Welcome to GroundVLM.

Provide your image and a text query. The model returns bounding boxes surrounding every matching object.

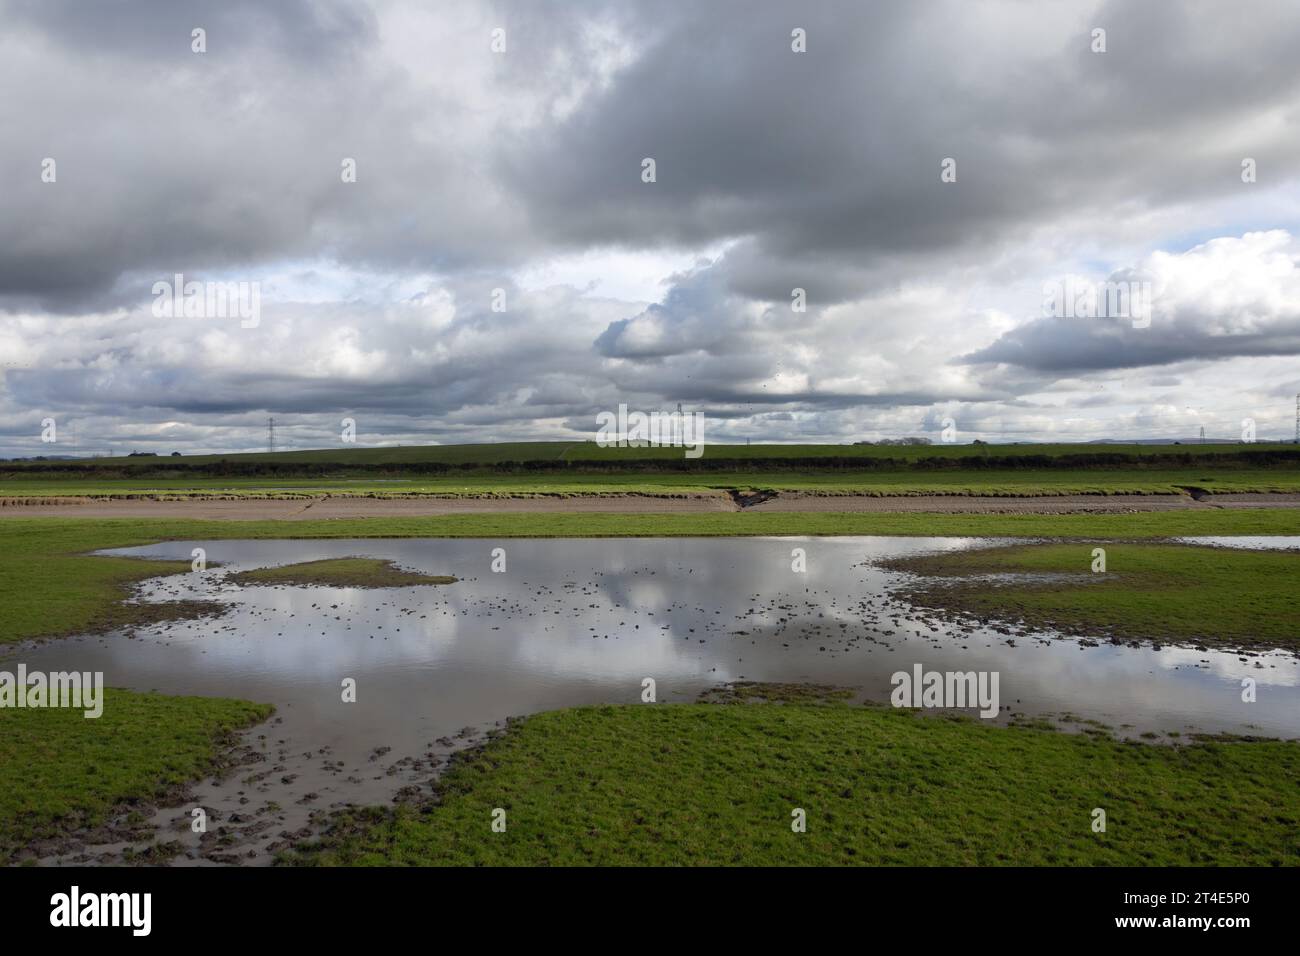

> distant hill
[1086,438,1248,445]
[3,439,1298,478]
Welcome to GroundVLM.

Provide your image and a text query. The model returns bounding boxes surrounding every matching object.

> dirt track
[0,493,735,519]
[4,491,1300,520]
[749,492,1300,513]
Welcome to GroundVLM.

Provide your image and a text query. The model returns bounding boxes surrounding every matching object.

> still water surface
[16,537,1296,753]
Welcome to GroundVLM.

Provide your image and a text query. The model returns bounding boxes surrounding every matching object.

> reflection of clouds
[1176,536,1300,551]
[1154,646,1298,687]
[507,624,726,683]
[620,581,676,613]
[76,536,1300,738]
[893,628,1300,737]
[127,592,463,684]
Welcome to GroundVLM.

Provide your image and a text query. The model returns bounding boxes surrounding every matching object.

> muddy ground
[30,710,494,867]
[3,490,1300,519]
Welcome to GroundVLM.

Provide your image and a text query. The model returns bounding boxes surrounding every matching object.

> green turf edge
[0,689,273,865]
[281,703,1300,867]
[879,542,1300,649]
[227,557,457,588]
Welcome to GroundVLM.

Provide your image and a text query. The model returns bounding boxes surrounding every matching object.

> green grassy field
[287,702,1300,866]
[883,542,1300,649]
[0,474,726,498]
[560,440,1300,463]
[3,511,1300,645]
[8,440,1295,469]
[0,544,203,645]
[0,690,272,865]
[7,441,577,469]
[7,436,1297,506]
[4,467,1300,498]
[227,557,456,588]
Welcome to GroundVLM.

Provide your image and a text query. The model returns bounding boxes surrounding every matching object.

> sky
[2,0,1299,457]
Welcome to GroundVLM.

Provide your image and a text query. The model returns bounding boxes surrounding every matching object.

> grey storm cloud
[964,315,1300,373]
[594,266,738,358]
[2,0,1300,453]
[5,0,1300,311]
[966,319,1300,372]
[509,0,1300,301]
[965,232,1300,372]
[5,0,373,61]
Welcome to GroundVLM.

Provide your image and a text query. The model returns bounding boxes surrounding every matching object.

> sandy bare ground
[0,493,736,519]
[4,490,1300,519]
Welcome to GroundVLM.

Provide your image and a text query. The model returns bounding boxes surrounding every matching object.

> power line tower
[1295,394,1299,444]
[1199,425,1205,441]
[267,417,276,454]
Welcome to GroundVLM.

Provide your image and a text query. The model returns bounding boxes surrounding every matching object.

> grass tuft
[285,703,1300,866]
[227,557,456,588]
[0,690,272,864]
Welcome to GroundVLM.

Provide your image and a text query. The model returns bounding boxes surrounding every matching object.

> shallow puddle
[1176,535,1300,550]
[12,536,1298,864]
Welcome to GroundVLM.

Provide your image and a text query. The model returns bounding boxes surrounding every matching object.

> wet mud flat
[29,708,493,867]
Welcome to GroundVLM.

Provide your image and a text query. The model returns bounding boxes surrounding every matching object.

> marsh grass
[0,690,271,864]
[286,702,1300,866]
[883,542,1300,648]
[226,557,456,588]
